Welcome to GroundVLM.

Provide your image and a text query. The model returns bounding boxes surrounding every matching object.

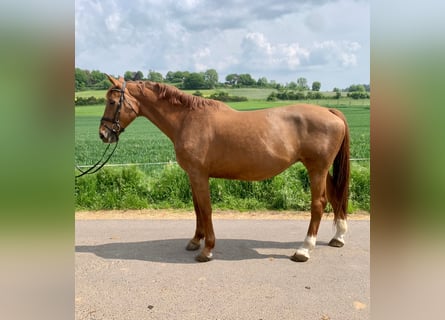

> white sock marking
[295,235,317,259]
[333,219,348,244]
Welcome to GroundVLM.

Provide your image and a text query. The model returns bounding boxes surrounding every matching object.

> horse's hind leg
[326,174,348,248]
[291,168,328,262]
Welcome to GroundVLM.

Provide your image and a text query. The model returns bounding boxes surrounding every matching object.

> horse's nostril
[99,132,105,140]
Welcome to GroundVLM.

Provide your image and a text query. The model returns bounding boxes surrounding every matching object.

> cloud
[166,0,332,31]
[75,0,369,89]
[304,12,326,33]
[238,32,361,74]
[310,40,361,67]
[240,32,309,71]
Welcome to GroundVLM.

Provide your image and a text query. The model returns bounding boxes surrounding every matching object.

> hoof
[195,252,213,262]
[328,238,344,248]
[186,240,201,251]
[290,252,309,262]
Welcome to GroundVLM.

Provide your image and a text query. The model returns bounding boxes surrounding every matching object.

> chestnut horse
[100,75,350,262]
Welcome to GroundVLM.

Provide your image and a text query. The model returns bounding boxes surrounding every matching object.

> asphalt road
[75,217,369,320]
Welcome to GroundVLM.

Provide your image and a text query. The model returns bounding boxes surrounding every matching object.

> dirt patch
[75,209,370,221]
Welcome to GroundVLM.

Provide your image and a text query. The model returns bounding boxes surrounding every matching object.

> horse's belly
[209,157,294,181]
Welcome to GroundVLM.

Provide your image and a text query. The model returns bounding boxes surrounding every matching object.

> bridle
[100,81,137,135]
[75,81,137,178]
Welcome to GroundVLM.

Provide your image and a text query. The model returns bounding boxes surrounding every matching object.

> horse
[100,75,350,262]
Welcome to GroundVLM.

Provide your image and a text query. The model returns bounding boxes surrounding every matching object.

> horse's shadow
[76,238,330,264]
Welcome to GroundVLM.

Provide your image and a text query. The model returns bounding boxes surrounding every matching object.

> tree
[257,77,268,87]
[124,71,135,81]
[312,81,321,92]
[147,70,163,82]
[75,68,110,90]
[75,68,89,91]
[90,70,107,85]
[225,73,239,86]
[133,71,144,81]
[238,73,256,86]
[165,71,186,83]
[96,79,112,90]
[347,84,366,92]
[183,72,206,89]
[296,77,309,91]
[204,69,218,88]
[333,87,342,99]
[165,71,175,82]
[287,81,297,90]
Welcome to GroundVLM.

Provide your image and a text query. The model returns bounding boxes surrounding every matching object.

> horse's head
[99,75,139,143]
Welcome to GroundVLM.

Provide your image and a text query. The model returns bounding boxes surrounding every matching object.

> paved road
[76,218,369,320]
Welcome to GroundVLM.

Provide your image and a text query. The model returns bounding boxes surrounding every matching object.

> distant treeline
[268,85,370,101]
[75,67,370,94]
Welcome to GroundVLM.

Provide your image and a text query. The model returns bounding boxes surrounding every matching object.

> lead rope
[75,140,119,178]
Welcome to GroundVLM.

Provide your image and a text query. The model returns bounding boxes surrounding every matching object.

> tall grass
[75,163,370,212]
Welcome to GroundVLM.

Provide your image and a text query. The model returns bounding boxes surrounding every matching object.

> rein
[76,81,135,178]
[75,141,119,178]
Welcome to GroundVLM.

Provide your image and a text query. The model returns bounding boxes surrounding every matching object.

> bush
[75,163,370,213]
[269,90,326,101]
[209,91,248,102]
[75,96,106,106]
[349,165,370,211]
[75,167,150,209]
[147,164,192,207]
[347,91,370,99]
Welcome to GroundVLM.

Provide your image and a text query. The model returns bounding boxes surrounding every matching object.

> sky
[75,0,369,91]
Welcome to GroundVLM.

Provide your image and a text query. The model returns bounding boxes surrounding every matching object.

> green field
[75,89,369,212]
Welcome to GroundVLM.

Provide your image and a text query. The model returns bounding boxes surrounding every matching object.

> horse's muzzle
[99,126,118,143]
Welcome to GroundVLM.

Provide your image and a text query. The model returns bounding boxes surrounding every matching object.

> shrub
[349,165,370,211]
[347,91,370,99]
[75,96,106,106]
[75,167,150,209]
[75,163,370,213]
[270,90,327,101]
[209,91,248,102]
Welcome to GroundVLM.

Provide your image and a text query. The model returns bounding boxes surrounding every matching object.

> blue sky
[75,0,369,90]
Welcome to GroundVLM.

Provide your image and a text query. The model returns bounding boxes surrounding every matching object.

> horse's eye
[109,100,115,105]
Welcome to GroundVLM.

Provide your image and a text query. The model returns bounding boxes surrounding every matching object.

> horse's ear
[106,74,121,87]
[118,76,125,82]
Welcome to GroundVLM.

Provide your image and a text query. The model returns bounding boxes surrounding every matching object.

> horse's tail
[329,108,350,222]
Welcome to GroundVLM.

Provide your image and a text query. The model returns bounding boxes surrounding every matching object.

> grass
[75,163,370,212]
[75,90,369,212]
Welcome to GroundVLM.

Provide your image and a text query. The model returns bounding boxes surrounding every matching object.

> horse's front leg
[187,173,215,262]
[185,191,204,251]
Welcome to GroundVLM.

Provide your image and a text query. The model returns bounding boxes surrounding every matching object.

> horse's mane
[142,81,221,110]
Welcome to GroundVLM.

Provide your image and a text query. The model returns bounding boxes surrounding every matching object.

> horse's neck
[139,99,185,142]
